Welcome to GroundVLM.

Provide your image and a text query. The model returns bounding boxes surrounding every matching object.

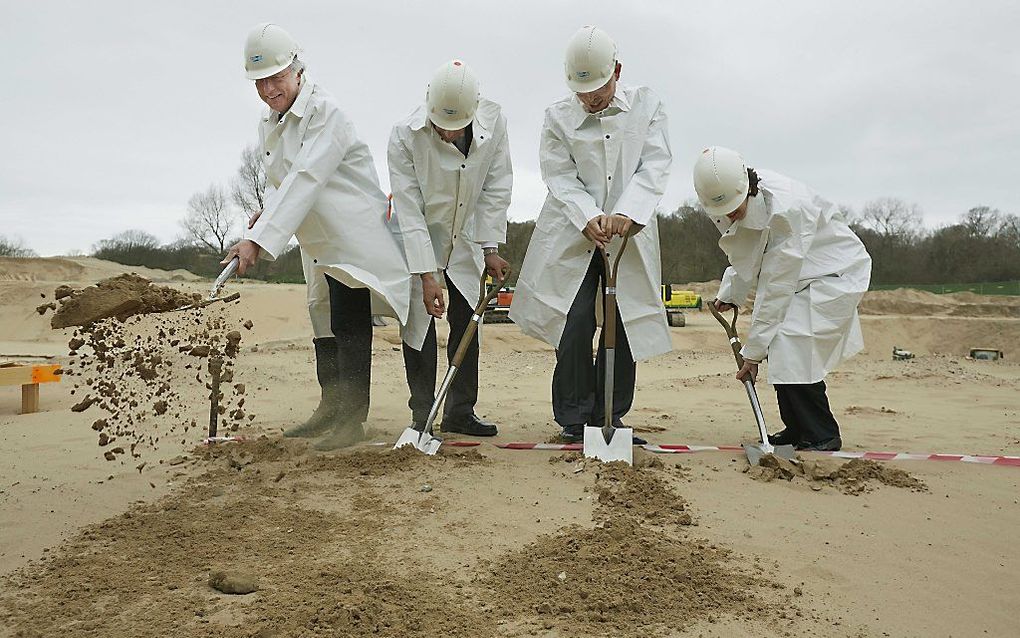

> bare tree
[93,229,159,253]
[182,185,234,253]
[0,235,36,257]
[962,206,1002,237]
[230,144,267,222]
[859,197,924,238]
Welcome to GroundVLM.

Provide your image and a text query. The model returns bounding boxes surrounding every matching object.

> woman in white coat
[389,60,512,437]
[693,146,872,451]
[224,24,414,450]
[510,26,672,443]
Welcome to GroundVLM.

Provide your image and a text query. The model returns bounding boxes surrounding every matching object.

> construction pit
[1,257,1019,637]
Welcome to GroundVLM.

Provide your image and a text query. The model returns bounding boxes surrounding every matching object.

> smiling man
[223,23,415,450]
[510,26,672,444]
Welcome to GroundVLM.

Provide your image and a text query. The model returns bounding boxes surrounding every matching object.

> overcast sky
[2,0,1018,256]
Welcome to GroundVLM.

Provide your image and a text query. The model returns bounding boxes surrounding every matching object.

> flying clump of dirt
[50,273,201,328]
[54,276,254,465]
[748,454,927,495]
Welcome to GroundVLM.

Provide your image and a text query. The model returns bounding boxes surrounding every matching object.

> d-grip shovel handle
[708,302,745,368]
[449,267,512,367]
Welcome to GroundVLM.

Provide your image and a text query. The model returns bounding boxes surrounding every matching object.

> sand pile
[484,461,782,636]
[748,454,928,495]
[57,286,253,462]
[45,274,201,328]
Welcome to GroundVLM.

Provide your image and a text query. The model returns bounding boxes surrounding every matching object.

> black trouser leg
[442,279,479,420]
[774,384,802,438]
[552,253,602,428]
[774,381,840,443]
[325,275,372,425]
[402,318,437,424]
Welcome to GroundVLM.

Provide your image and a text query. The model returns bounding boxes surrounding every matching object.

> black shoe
[440,414,498,437]
[767,429,800,446]
[796,436,842,452]
[559,425,584,443]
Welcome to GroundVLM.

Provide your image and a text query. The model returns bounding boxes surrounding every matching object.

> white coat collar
[714,192,770,236]
[570,84,632,129]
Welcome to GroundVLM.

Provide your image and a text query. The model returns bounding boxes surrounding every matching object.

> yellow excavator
[662,284,702,327]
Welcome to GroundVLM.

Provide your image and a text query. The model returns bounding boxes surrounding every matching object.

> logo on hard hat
[443,108,458,116]
[575,70,591,79]
[710,194,726,203]
[249,54,263,63]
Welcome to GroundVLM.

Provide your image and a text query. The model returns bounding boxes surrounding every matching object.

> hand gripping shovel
[395,266,511,455]
[583,236,634,465]
[708,303,795,465]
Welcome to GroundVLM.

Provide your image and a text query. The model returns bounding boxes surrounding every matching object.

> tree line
[7,144,1018,290]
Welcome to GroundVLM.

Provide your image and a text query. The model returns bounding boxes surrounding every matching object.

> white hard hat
[244,23,301,80]
[564,26,618,93]
[693,146,750,219]
[426,60,479,131]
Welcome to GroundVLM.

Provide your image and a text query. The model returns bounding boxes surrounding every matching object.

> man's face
[432,123,467,144]
[255,67,301,113]
[726,197,750,223]
[576,62,622,113]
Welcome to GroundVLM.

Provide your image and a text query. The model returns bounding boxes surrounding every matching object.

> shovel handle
[708,302,744,368]
[449,267,513,367]
[600,236,630,432]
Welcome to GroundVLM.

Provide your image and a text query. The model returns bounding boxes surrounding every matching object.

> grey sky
[2,0,1018,256]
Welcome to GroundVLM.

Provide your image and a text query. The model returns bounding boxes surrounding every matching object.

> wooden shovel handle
[600,235,630,350]
[450,267,512,366]
[708,302,745,368]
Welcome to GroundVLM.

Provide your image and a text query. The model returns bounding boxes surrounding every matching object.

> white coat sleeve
[717,266,757,306]
[471,123,512,245]
[612,101,671,226]
[387,127,437,275]
[741,208,817,362]
[539,112,602,232]
[247,107,353,261]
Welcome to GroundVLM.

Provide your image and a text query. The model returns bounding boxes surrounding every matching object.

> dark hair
[747,167,760,196]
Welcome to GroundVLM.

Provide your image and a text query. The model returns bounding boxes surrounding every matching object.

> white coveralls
[388,97,511,423]
[714,169,872,444]
[510,84,672,428]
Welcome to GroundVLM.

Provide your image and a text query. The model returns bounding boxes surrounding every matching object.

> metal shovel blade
[744,442,796,466]
[583,426,633,465]
[394,426,442,456]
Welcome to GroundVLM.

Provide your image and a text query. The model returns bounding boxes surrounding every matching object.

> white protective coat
[388,98,512,350]
[245,78,413,338]
[510,85,672,361]
[715,170,873,384]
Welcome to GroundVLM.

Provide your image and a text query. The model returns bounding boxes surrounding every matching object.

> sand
[1,258,1018,637]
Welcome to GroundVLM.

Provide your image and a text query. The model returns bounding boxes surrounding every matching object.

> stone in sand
[209,569,259,594]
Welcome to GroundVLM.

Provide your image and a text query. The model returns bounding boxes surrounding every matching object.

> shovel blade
[394,427,442,456]
[582,426,633,465]
[744,442,796,466]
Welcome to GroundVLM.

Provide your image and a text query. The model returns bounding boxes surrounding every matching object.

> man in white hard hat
[223,23,415,450]
[389,60,512,437]
[510,26,672,443]
[693,146,872,451]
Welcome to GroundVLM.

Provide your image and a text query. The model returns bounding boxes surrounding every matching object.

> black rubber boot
[313,422,367,451]
[284,338,341,438]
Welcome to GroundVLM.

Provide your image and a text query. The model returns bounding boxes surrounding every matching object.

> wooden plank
[21,384,40,414]
[0,364,61,387]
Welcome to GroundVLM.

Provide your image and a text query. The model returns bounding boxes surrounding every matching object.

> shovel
[175,257,241,311]
[708,303,796,465]
[582,236,634,465]
[395,266,511,455]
